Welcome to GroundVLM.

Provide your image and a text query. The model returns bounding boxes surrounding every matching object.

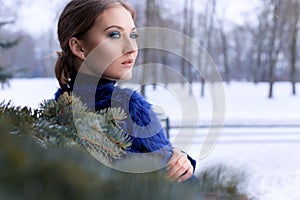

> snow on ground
[0,78,60,108]
[1,78,300,200]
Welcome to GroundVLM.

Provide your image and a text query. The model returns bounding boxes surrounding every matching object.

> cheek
[85,41,124,73]
[134,49,138,58]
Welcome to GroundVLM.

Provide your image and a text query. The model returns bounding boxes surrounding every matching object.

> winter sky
[2,0,259,37]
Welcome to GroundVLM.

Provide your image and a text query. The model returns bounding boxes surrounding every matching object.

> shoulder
[54,88,70,101]
[109,86,157,126]
[54,88,62,100]
[108,86,151,111]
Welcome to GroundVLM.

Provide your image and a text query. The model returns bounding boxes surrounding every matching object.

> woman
[54,0,196,183]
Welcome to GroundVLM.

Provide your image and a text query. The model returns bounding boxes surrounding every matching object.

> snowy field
[1,78,300,200]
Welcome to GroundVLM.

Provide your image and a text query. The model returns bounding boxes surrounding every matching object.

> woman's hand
[166,147,194,183]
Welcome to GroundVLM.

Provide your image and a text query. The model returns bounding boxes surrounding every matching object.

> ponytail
[55,51,76,90]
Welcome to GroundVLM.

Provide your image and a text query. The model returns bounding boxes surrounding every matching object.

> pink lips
[121,58,134,68]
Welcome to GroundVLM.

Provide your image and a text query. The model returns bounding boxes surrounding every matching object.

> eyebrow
[104,25,136,31]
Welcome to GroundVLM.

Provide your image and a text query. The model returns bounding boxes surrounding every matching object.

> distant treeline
[0,0,299,97]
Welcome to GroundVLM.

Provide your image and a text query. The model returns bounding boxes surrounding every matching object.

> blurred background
[1,0,299,97]
[1,0,300,199]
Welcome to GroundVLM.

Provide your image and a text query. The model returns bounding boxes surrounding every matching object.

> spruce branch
[39,92,132,165]
[0,100,38,135]
[1,92,132,165]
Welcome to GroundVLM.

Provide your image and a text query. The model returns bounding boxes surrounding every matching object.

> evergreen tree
[1,92,132,166]
[0,93,250,199]
[0,93,201,200]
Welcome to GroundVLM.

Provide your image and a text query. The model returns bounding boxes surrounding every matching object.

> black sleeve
[184,152,197,172]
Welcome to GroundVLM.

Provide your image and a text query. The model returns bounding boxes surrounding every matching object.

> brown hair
[55,0,135,90]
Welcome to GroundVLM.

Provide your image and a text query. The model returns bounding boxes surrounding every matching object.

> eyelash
[109,31,121,39]
[108,31,139,39]
[130,32,139,39]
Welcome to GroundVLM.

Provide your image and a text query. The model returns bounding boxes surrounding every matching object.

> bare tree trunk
[152,1,162,91]
[162,50,168,86]
[219,20,230,84]
[188,0,195,95]
[155,2,168,87]
[254,0,271,84]
[141,0,153,96]
[268,0,284,98]
[199,0,216,97]
[181,0,189,87]
[254,21,264,84]
[289,0,299,95]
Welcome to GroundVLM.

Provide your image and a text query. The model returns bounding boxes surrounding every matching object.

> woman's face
[80,5,138,80]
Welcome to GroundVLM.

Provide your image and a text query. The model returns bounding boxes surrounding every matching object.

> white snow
[1,78,300,200]
[0,78,60,108]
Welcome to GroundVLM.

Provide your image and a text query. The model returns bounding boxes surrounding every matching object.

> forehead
[95,5,135,29]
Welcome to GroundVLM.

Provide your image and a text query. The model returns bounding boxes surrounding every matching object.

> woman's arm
[110,87,197,181]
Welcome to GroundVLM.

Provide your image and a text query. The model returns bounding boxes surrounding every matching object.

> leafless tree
[288,0,299,95]
[197,0,217,97]
[180,0,189,87]
[180,0,195,94]
[265,0,287,98]
[218,19,230,83]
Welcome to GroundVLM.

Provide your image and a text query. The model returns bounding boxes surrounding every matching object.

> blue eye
[109,31,121,39]
[130,32,139,39]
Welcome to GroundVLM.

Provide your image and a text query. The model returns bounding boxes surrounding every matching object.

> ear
[69,37,85,60]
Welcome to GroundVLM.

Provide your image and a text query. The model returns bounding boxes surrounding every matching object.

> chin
[119,71,132,80]
[119,75,132,80]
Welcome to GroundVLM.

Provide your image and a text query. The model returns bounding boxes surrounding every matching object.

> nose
[122,36,137,54]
